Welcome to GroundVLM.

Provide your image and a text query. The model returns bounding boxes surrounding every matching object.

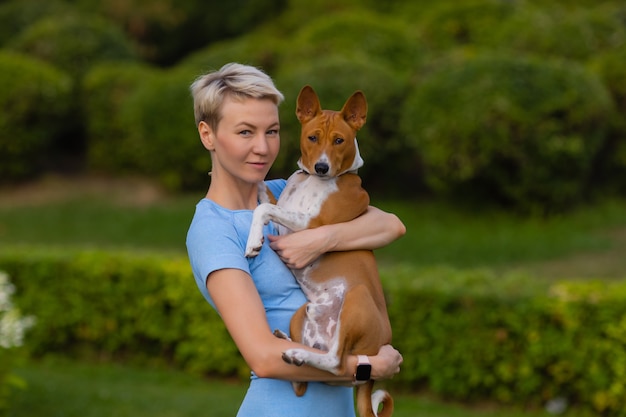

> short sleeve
[186,202,252,308]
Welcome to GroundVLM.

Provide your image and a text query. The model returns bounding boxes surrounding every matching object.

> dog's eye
[308,135,318,142]
[334,137,344,145]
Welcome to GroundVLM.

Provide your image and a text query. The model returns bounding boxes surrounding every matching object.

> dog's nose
[314,162,329,175]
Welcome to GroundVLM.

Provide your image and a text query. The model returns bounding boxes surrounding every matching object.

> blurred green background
[2,1,626,416]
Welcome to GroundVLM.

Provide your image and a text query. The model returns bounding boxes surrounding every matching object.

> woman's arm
[207,268,402,382]
[268,206,406,270]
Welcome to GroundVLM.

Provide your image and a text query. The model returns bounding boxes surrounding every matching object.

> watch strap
[353,355,372,385]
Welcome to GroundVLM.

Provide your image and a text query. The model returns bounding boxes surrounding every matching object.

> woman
[186,62,405,416]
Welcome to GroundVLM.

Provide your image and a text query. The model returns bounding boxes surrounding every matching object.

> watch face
[355,363,372,381]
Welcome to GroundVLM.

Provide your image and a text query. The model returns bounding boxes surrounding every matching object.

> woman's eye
[267,129,279,136]
[334,137,344,145]
[308,135,318,142]
[240,130,252,136]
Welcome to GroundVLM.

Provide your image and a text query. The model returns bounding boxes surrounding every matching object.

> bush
[83,62,160,174]
[487,3,626,61]
[0,248,246,377]
[405,1,626,62]
[283,10,421,75]
[83,64,209,191]
[118,68,210,191]
[0,51,72,182]
[410,0,521,50]
[96,0,287,66]
[385,266,626,415]
[7,12,137,80]
[0,0,73,46]
[179,32,286,77]
[2,248,626,414]
[5,11,139,167]
[400,51,614,213]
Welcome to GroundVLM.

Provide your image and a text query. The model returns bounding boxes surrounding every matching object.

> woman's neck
[206,179,259,210]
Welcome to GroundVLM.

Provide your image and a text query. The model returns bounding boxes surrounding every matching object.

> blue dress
[186,179,355,417]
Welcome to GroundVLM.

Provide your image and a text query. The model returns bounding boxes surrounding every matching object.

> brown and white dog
[245,85,393,417]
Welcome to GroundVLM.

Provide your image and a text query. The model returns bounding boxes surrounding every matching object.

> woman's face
[209,96,280,186]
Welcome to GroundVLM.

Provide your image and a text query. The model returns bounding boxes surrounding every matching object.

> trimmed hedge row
[1,248,626,415]
[387,266,626,415]
[0,249,243,377]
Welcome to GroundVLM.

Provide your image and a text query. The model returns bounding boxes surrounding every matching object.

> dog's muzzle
[314,162,329,175]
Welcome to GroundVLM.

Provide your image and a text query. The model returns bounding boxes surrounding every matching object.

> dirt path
[507,228,626,280]
[0,174,166,207]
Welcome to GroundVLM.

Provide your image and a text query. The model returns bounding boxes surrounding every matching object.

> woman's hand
[325,344,403,387]
[267,228,329,269]
[370,344,403,380]
[268,206,406,270]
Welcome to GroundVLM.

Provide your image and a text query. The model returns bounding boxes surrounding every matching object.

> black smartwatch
[353,355,372,385]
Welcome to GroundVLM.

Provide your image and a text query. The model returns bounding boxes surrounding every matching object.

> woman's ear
[198,121,215,151]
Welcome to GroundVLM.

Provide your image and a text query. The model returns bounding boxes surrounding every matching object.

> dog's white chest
[276,173,337,229]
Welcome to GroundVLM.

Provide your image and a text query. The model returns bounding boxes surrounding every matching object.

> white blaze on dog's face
[295,86,367,178]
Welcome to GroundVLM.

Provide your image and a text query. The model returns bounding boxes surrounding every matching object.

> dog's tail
[356,381,393,417]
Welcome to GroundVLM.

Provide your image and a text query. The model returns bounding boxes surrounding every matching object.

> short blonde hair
[190,63,284,130]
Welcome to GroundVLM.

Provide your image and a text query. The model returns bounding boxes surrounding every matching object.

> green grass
[1,190,626,278]
[375,198,626,270]
[0,196,198,253]
[7,358,555,417]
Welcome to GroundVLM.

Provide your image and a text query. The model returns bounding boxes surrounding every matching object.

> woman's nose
[252,134,270,154]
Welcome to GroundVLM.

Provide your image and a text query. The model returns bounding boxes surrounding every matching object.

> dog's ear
[296,85,321,123]
[341,91,367,131]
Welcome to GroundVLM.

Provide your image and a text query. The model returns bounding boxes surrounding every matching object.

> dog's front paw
[244,235,264,258]
[282,349,307,366]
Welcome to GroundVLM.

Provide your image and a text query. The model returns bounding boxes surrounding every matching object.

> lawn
[8,358,556,417]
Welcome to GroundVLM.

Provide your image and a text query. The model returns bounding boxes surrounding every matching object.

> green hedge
[387,266,626,414]
[0,248,245,377]
[1,248,626,414]
[409,0,521,50]
[486,3,626,62]
[83,63,160,174]
[406,1,626,62]
[119,68,211,191]
[3,10,140,169]
[401,51,614,213]
[0,51,72,182]
[83,64,211,191]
